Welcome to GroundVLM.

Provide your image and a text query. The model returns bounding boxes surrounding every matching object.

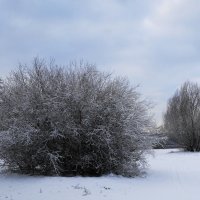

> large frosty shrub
[0,58,153,176]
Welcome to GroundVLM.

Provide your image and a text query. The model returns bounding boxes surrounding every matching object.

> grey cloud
[0,0,200,124]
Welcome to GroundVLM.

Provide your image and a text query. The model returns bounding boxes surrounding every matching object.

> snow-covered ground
[1,149,200,200]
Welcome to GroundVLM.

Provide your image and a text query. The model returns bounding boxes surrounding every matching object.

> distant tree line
[164,81,200,152]
[0,58,153,176]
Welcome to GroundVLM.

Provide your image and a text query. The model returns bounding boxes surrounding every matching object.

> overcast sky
[1,0,200,125]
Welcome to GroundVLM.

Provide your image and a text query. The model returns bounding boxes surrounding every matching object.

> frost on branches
[0,58,153,176]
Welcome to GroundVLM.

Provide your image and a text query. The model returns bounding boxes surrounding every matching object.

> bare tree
[0,78,3,102]
[0,58,153,176]
[164,81,200,151]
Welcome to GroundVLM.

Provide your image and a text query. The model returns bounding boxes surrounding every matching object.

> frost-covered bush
[0,58,153,176]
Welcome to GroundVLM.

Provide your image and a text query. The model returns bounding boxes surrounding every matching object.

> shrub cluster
[0,58,152,176]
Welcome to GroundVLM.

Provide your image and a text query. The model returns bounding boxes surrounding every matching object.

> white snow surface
[0,149,200,200]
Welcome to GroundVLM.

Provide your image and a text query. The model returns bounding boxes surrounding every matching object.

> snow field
[1,149,200,200]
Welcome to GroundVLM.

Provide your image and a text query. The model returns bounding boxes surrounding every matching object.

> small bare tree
[164,81,200,151]
[0,58,153,176]
[0,78,3,102]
